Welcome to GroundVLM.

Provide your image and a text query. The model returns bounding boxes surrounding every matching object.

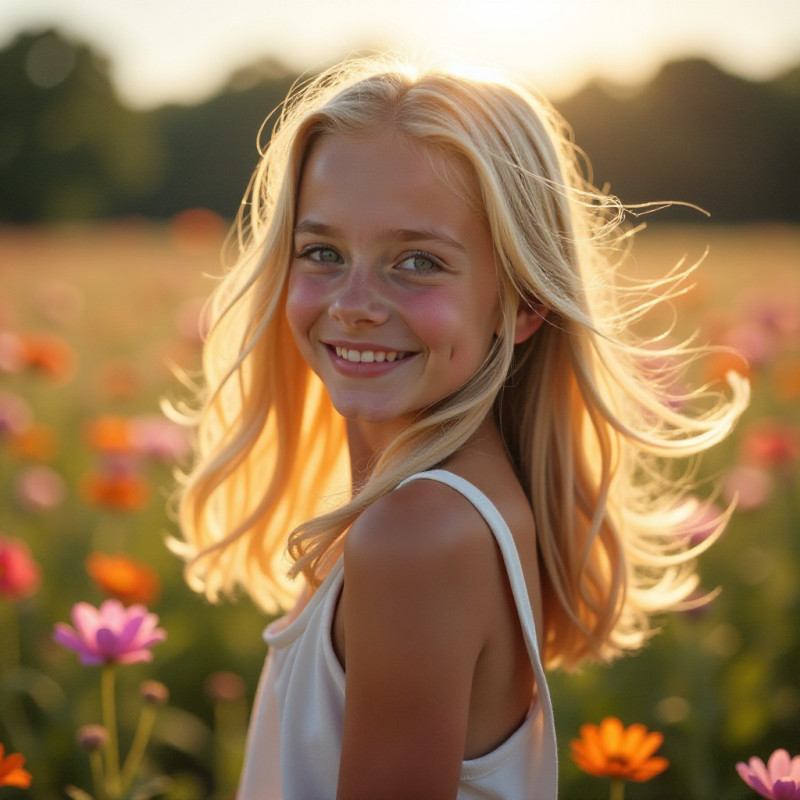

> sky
[1,0,799,108]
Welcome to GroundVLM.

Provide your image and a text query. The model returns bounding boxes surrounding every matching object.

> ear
[513,301,549,344]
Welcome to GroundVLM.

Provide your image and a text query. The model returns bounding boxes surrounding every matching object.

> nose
[329,264,389,328]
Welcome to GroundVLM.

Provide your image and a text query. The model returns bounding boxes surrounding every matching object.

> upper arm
[336,482,491,800]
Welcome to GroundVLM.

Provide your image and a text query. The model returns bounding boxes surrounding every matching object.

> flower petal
[630,731,666,765]
[577,724,607,767]
[748,757,773,792]
[117,648,155,665]
[629,756,670,781]
[71,602,101,641]
[99,598,127,632]
[619,723,648,759]
[770,750,793,783]
[114,612,146,651]
[95,626,122,660]
[772,779,800,800]
[737,762,776,800]
[0,752,32,787]
[53,622,99,663]
[599,717,624,755]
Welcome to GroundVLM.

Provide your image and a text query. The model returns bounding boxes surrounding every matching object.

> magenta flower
[0,536,41,600]
[737,749,800,800]
[53,599,166,666]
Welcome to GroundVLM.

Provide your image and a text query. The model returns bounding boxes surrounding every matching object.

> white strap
[399,469,558,790]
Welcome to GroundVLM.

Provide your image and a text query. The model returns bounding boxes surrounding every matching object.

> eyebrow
[293,219,468,255]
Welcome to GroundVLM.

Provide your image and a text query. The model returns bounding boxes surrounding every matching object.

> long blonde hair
[170,54,749,670]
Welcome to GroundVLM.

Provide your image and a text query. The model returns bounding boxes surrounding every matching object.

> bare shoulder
[344,476,498,585]
[336,477,503,795]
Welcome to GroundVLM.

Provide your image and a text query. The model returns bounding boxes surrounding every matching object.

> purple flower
[736,749,800,800]
[53,599,166,666]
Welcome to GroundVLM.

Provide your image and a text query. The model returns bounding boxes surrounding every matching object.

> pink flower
[740,419,800,474]
[722,465,774,512]
[0,390,32,436]
[15,465,67,511]
[736,749,800,800]
[53,599,166,666]
[0,537,41,601]
[130,415,190,463]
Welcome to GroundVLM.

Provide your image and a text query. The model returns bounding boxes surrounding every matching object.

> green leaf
[65,786,95,800]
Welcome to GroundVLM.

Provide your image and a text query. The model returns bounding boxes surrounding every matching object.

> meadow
[0,219,798,798]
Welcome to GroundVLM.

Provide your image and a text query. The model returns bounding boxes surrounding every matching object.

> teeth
[334,346,406,363]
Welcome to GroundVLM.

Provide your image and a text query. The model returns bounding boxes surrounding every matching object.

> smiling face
[285,130,501,438]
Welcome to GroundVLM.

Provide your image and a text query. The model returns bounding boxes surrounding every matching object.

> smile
[333,346,412,364]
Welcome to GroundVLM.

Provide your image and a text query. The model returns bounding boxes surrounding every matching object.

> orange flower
[0,742,32,787]
[704,350,751,385]
[570,717,669,782]
[9,423,58,461]
[169,207,226,254]
[87,552,160,605]
[17,332,77,382]
[772,357,800,402]
[84,415,136,454]
[81,471,150,511]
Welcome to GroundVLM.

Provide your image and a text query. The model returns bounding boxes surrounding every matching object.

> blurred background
[0,1,798,797]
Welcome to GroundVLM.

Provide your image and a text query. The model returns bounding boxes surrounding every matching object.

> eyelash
[396,251,443,273]
[294,245,444,274]
[294,244,343,264]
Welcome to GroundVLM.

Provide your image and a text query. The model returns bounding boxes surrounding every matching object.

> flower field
[0,219,798,798]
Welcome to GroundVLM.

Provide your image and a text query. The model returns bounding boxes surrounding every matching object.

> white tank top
[237,469,559,799]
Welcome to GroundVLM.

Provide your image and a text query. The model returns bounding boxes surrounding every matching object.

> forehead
[295,131,483,233]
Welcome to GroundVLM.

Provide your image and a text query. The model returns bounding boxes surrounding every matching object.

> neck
[346,411,503,488]
[346,418,408,488]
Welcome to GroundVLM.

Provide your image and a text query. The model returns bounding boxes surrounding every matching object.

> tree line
[2,29,798,223]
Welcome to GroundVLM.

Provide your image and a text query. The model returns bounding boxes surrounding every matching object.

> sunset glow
[0,0,797,106]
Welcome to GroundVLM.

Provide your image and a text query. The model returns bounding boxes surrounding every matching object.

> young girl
[172,55,749,799]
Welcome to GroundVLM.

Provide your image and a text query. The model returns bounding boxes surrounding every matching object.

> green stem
[120,704,157,792]
[0,602,21,670]
[0,605,36,757]
[90,750,108,800]
[101,664,121,798]
[610,778,626,800]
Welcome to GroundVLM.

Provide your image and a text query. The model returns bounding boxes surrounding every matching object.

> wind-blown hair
[170,54,749,670]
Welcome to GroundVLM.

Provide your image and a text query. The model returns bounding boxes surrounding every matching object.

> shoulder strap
[398,469,558,785]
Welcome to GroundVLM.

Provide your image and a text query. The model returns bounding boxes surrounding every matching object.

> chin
[330,398,410,427]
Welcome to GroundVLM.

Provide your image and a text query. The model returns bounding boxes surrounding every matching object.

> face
[286,130,501,435]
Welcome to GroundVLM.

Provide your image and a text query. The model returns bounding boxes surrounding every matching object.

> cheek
[409,293,493,362]
[285,274,324,344]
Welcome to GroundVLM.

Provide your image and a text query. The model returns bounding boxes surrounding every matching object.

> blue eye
[397,253,440,273]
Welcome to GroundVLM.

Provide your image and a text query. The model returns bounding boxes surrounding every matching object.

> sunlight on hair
[434,54,510,85]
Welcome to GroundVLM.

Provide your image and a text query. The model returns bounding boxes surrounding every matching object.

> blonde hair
[170,54,749,670]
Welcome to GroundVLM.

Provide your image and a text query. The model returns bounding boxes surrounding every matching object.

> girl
[171,55,749,799]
